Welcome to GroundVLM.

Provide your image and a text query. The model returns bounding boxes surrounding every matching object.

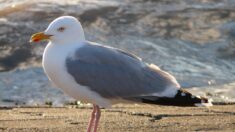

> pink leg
[87,105,97,132]
[93,105,101,132]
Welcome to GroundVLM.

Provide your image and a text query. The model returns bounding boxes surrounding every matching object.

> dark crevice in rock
[0,48,32,72]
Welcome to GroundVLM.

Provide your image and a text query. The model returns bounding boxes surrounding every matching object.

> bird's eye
[57,27,65,32]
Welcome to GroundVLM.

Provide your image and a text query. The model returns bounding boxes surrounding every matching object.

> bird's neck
[52,38,85,45]
[47,40,86,51]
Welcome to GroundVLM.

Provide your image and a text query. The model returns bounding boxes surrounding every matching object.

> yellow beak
[30,32,52,43]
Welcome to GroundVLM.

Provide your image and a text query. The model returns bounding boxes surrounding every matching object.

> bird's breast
[42,44,70,85]
[41,43,112,107]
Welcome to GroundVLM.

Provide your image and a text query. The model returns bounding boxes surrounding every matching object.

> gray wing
[66,42,180,99]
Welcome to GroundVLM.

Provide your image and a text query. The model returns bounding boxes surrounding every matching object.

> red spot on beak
[34,38,40,42]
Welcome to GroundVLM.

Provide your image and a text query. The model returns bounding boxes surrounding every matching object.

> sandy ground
[0,104,234,132]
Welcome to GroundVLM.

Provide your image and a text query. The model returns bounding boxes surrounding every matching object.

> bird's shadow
[104,108,235,122]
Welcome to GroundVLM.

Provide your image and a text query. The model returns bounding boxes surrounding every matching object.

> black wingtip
[141,89,213,107]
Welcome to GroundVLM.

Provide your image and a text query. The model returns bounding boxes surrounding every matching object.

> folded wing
[65,42,180,100]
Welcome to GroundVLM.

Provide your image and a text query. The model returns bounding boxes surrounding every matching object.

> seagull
[30,16,212,132]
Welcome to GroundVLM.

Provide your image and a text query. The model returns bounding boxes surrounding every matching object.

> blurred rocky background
[0,0,235,106]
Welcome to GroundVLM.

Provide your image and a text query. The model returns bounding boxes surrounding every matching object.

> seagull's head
[30,16,85,44]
